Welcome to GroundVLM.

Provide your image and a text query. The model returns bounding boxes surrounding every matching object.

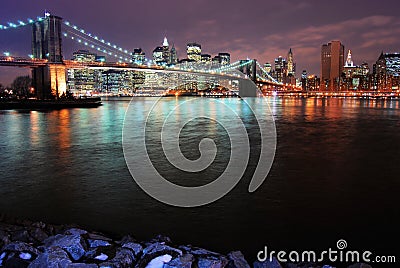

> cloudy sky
[1,0,399,85]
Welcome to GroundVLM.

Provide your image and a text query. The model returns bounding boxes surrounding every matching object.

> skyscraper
[162,37,170,65]
[132,48,145,65]
[170,44,178,65]
[287,48,296,77]
[274,56,287,83]
[321,41,345,90]
[152,46,164,65]
[218,53,231,65]
[187,43,202,62]
[375,52,400,90]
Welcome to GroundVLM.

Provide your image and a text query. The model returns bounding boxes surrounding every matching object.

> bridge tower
[31,14,66,99]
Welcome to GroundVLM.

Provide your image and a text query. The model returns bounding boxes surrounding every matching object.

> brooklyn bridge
[0,13,286,99]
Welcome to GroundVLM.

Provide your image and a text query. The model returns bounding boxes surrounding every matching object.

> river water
[0,97,399,260]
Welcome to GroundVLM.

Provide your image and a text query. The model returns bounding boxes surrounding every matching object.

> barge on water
[0,97,102,110]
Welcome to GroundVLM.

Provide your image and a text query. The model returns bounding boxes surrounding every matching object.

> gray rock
[19,252,33,260]
[163,253,194,268]
[197,255,228,268]
[227,251,250,268]
[143,242,182,257]
[65,228,88,236]
[28,246,72,268]
[146,254,172,267]
[100,248,136,268]
[122,242,143,256]
[88,233,113,242]
[183,246,220,258]
[253,257,282,268]
[2,241,41,256]
[88,239,111,248]
[95,252,109,261]
[44,234,87,261]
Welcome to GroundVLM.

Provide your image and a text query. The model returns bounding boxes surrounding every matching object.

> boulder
[28,246,72,268]
[99,248,137,268]
[136,242,182,267]
[88,239,112,248]
[227,251,250,268]
[164,253,194,268]
[145,254,172,268]
[197,255,228,268]
[121,242,143,256]
[44,234,87,261]
[2,241,41,256]
[64,228,88,236]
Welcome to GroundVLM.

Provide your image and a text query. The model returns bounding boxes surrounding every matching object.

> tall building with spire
[345,50,354,67]
[287,48,296,77]
[162,37,170,65]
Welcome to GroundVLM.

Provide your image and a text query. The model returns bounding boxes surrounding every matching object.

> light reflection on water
[0,97,399,259]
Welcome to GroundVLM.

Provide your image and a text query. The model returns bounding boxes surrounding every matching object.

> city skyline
[1,0,400,85]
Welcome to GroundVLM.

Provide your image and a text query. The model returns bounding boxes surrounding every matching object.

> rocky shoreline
[0,216,372,268]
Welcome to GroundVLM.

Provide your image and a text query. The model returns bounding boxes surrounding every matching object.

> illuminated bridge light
[73,25,77,29]
[94,36,98,40]
[28,19,34,24]
[101,39,105,43]
[80,29,85,33]
[124,50,128,54]
[84,42,88,46]
[107,42,111,45]
[97,47,101,51]
[65,21,70,25]
[0,25,3,29]
[113,45,117,48]
[91,45,94,48]
[63,33,67,37]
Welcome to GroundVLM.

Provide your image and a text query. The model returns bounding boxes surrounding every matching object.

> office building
[321,40,345,90]
[187,43,202,62]
[218,53,230,65]
[132,48,145,65]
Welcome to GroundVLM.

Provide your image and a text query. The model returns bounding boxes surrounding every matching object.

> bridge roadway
[0,57,245,80]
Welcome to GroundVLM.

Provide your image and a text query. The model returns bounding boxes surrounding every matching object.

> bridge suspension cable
[256,61,280,84]
[0,17,43,30]
[63,21,132,62]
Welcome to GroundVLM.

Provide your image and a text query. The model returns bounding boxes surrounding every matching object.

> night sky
[1,0,400,85]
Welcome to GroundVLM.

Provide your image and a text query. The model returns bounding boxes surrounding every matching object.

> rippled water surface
[0,97,399,260]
